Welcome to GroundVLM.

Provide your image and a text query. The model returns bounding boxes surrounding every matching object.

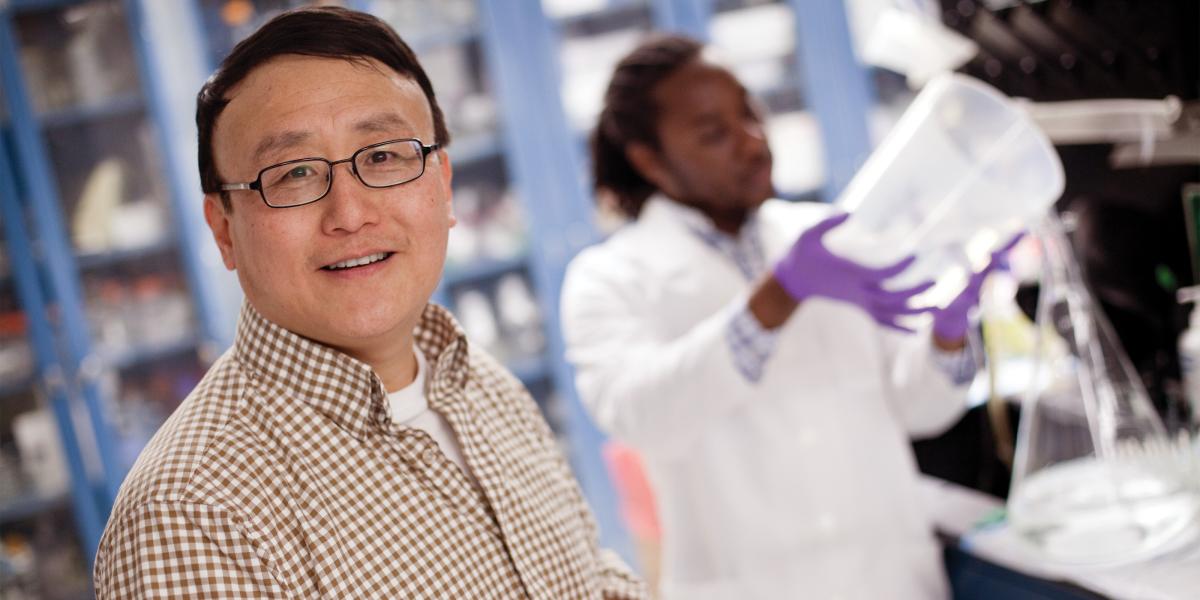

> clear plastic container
[825,73,1065,304]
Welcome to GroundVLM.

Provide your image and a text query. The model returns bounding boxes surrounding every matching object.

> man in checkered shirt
[93,7,646,599]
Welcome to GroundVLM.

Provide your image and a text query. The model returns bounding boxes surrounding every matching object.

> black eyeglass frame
[218,138,441,208]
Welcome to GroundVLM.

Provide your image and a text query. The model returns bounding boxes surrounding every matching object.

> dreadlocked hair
[591,34,703,218]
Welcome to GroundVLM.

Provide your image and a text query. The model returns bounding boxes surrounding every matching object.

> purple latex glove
[932,233,1026,341]
[773,212,935,332]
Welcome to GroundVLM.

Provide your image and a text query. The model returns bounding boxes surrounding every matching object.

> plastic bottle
[824,73,1064,305]
[1178,286,1200,426]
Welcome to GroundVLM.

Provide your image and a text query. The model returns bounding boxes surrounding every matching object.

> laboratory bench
[924,476,1200,600]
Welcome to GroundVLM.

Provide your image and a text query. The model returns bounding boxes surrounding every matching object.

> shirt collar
[642,194,762,243]
[234,301,471,439]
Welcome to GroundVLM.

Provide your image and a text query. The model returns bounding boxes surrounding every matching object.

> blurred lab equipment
[1180,286,1200,430]
[825,73,1064,305]
[12,411,68,498]
[847,0,977,88]
[1006,213,1200,566]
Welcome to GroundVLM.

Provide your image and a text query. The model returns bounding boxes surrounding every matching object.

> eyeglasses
[219,138,440,208]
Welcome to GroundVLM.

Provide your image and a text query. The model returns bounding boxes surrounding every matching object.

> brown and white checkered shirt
[94,302,646,599]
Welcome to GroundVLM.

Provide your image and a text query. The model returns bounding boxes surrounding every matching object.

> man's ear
[436,149,456,228]
[625,142,675,197]
[203,194,237,271]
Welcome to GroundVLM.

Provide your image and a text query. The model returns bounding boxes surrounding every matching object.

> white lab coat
[561,197,969,600]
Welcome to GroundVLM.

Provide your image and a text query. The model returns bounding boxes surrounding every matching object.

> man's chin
[744,190,773,209]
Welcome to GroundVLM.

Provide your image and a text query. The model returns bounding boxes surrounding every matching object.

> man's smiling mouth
[322,252,394,271]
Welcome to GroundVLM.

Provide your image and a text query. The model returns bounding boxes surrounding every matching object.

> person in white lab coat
[561,35,1003,600]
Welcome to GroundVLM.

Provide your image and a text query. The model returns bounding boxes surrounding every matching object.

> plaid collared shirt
[94,302,646,599]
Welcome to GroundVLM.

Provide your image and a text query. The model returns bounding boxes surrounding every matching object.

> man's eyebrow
[251,114,417,163]
[254,130,312,163]
[354,112,415,135]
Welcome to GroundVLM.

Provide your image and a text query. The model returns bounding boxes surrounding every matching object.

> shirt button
[421,448,439,465]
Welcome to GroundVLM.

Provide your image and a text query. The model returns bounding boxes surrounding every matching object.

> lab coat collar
[641,194,762,243]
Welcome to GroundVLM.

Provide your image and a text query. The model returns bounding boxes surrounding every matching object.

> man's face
[642,59,774,213]
[204,55,454,359]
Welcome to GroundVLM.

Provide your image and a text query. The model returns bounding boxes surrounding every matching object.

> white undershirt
[386,347,475,485]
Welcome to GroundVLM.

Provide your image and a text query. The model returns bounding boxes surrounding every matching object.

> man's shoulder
[463,344,526,402]
[461,345,554,435]
[108,351,261,521]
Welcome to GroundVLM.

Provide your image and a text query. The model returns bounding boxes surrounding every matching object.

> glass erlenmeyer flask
[1007,213,1200,566]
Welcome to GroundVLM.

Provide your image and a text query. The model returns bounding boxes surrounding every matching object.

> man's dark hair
[196,6,449,209]
[591,34,702,219]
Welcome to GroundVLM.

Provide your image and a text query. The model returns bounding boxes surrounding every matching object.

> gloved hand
[932,232,1026,342]
[773,212,935,332]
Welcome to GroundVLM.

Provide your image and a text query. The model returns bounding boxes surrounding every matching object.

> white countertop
[919,475,1200,600]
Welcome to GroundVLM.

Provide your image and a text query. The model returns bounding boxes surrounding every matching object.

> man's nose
[738,120,769,157]
[320,162,381,234]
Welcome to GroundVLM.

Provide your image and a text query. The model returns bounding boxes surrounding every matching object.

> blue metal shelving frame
[0,128,106,563]
[652,0,711,37]
[786,0,874,201]
[0,0,243,570]
[0,4,126,514]
[38,92,144,130]
[476,0,635,562]
[126,0,228,351]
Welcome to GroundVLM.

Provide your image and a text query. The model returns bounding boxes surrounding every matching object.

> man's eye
[699,127,728,143]
[284,165,317,179]
[367,150,397,164]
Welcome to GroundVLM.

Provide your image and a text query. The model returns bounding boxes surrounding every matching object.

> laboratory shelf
[74,238,176,271]
[104,333,199,372]
[409,25,481,54]
[0,489,68,525]
[442,254,527,288]
[448,132,503,168]
[553,1,650,33]
[38,93,144,130]
[757,80,805,113]
[8,0,83,11]
[0,373,34,398]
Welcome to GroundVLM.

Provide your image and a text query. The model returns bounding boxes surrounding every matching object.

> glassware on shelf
[418,43,496,139]
[11,411,68,498]
[369,0,476,47]
[84,270,196,360]
[709,1,795,93]
[71,158,125,254]
[495,273,546,359]
[49,118,171,257]
[1006,213,1200,566]
[0,534,39,599]
[0,308,33,384]
[455,288,502,359]
[552,0,652,133]
[446,184,528,270]
[15,0,140,114]
[0,452,23,505]
[0,525,90,599]
[559,27,647,131]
